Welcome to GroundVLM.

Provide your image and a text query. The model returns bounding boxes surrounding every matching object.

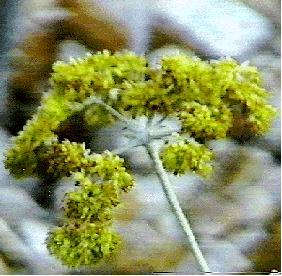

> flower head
[5,51,277,268]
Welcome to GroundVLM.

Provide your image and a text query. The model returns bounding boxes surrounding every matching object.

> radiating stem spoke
[112,140,142,155]
[82,96,131,125]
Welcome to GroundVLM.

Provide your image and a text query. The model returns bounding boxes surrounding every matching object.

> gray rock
[0,186,49,225]
[18,218,68,274]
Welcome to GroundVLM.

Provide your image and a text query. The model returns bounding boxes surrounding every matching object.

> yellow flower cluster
[45,143,134,267]
[159,56,276,139]
[161,139,213,177]
[4,51,276,268]
[178,102,233,140]
[5,94,73,177]
[47,222,121,267]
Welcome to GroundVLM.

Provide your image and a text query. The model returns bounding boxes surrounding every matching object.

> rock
[0,186,49,225]
[18,218,68,274]
[229,227,267,254]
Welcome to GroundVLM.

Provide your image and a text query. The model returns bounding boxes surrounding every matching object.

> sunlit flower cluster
[5,51,276,267]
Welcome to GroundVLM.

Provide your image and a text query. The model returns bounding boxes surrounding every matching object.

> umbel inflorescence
[5,51,276,270]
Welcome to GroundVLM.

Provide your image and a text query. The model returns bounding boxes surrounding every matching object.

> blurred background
[0,0,280,274]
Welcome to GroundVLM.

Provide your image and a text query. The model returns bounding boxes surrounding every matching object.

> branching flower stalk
[87,97,211,272]
[4,51,276,272]
[77,96,211,271]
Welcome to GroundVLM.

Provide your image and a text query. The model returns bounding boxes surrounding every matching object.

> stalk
[80,98,211,273]
[147,142,211,274]
[82,97,130,125]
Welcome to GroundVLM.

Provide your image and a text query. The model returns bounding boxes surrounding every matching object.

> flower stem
[112,139,142,155]
[146,142,211,274]
[82,96,130,125]
[80,97,210,272]
[82,96,144,132]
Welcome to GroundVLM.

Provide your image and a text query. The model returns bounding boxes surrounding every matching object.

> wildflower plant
[5,51,276,273]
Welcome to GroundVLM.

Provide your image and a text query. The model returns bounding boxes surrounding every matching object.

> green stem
[82,97,130,124]
[82,96,143,132]
[147,142,211,274]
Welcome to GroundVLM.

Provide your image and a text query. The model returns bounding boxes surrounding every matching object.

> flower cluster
[38,140,90,179]
[178,102,233,140]
[4,94,73,178]
[4,51,276,268]
[47,222,121,268]
[159,56,276,138]
[45,143,134,267]
[161,136,213,177]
